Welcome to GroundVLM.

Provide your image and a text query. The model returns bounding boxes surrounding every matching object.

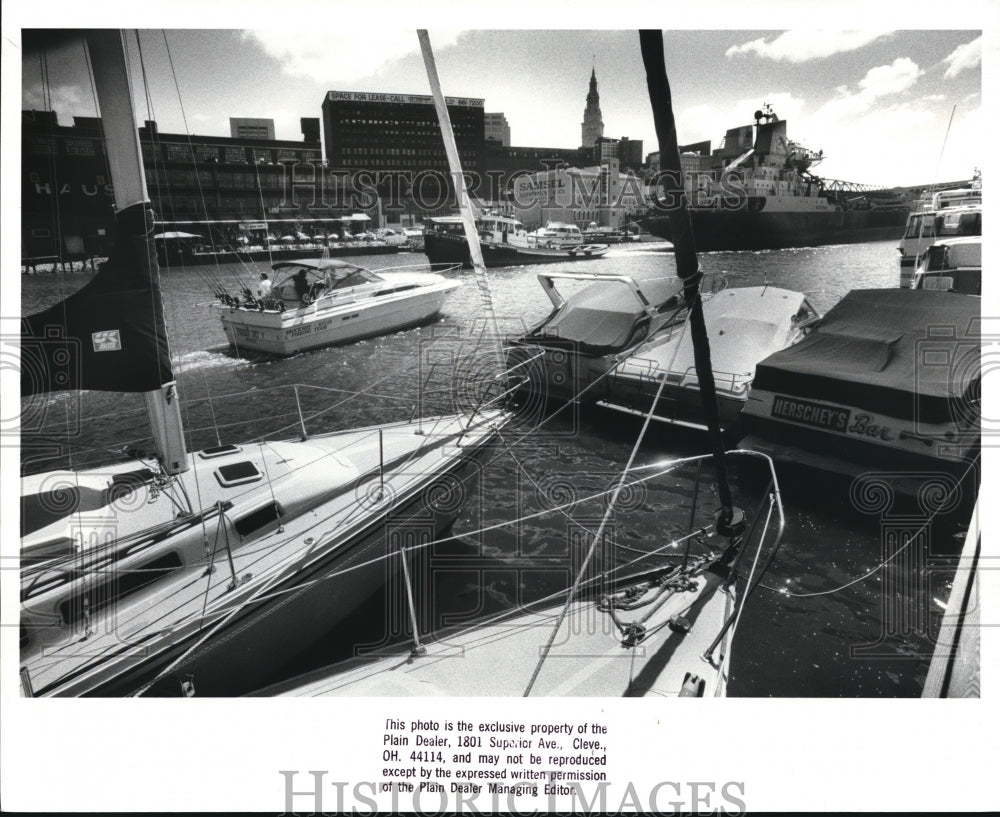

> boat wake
[172,348,250,374]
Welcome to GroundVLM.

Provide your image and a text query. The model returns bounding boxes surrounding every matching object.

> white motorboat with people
[213,257,461,355]
[18,29,514,698]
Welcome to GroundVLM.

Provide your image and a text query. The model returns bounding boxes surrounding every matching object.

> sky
[13,19,987,188]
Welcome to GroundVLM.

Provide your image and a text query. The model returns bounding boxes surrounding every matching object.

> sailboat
[18,30,513,697]
[252,30,787,699]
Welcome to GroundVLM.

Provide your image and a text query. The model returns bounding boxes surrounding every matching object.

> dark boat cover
[752,288,980,424]
[531,271,680,355]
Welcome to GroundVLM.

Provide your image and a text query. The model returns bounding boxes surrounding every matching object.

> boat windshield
[271,261,382,304]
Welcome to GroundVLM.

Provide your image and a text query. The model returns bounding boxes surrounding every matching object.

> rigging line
[758,455,979,599]
[154,31,246,294]
[727,494,775,645]
[523,372,671,697]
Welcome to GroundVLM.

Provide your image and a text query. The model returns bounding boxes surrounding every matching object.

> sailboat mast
[86,30,188,474]
[639,30,739,528]
[417,30,507,381]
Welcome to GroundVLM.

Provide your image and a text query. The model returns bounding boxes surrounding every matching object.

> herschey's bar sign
[770,395,850,431]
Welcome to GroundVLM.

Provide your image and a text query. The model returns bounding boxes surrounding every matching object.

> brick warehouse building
[21,110,342,260]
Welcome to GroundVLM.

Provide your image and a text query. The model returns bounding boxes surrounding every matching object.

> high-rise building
[485,112,511,146]
[230,118,276,140]
[321,90,484,175]
[580,68,604,150]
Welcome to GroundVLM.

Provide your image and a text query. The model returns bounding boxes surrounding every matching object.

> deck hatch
[214,461,262,487]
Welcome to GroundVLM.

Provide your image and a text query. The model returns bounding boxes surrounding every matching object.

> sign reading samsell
[326,91,485,108]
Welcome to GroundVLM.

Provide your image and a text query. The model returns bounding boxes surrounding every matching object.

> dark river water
[21,239,974,696]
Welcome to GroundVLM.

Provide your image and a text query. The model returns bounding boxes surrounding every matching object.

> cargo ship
[639,106,909,251]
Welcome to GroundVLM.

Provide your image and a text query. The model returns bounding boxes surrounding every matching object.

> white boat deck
[272,569,735,698]
[20,411,507,696]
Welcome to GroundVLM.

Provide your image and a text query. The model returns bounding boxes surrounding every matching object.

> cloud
[857,57,924,97]
[812,58,923,125]
[725,30,892,63]
[22,82,93,118]
[943,35,982,78]
[243,29,462,83]
[676,93,805,145]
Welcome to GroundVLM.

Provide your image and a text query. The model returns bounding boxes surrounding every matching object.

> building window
[64,139,96,156]
[165,143,193,162]
[27,135,56,155]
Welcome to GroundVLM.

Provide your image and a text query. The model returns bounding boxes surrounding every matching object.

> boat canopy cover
[532,272,680,355]
[752,289,980,423]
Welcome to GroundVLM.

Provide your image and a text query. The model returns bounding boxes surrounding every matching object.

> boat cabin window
[57,551,183,627]
[328,268,380,290]
[233,501,284,537]
[904,215,922,239]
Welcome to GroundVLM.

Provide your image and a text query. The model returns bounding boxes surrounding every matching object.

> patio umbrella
[153,231,201,239]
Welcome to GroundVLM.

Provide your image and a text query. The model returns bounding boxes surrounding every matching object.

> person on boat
[293,268,311,304]
[258,271,272,299]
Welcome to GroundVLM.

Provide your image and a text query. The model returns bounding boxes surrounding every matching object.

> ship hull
[641,207,908,251]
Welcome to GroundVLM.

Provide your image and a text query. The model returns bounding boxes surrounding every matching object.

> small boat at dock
[424,214,608,269]
[740,288,981,488]
[600,285,819,432]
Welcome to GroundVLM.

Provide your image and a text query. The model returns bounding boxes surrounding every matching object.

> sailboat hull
[20,412,507,697]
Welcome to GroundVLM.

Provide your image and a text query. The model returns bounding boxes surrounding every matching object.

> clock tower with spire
[580,67,604,150]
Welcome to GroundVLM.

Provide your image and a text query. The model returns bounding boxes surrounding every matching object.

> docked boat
[423,213,608,269]
[531,221,585,249]
[911,235,981,295]
[639,106,909,251]
[740,288,981,483]
[255,448,786,699]
[506,269,688,404]
[600,286,818,432]
[213,258,461,355]
[18,30,513,697]
[898,179,982,287]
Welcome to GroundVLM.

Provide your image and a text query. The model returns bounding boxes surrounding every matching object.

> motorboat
[898,176,982,286]
[506,269,688,405]
[600,286,819,431]
[911,235,981,295]
[214,258,461,355]
[740,288,981,484]
[530,221,585,249]
[18,30,513,697]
